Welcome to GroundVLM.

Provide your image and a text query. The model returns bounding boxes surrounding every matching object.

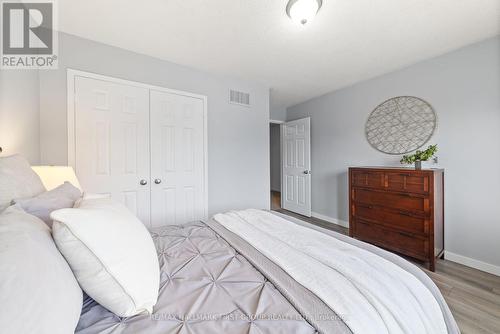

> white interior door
[150,90,206,226]
[282,117,311,216]
[73,76,151,226]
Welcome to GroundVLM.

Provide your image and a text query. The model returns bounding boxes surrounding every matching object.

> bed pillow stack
[0,154,46,212]
[0,154,160,322]
[51,197,160,317]
[0,205,83,334]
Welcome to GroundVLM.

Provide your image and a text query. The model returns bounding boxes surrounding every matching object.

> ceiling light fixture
[286,0,322,26]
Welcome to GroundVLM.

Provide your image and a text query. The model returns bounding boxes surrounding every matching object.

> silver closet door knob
[140,179,148,185]
[154,179,162,184]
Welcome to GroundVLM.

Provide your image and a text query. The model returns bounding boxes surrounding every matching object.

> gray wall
[39,32,271,216]
[270,124,281,192]
[270,105,287,121]
[287,37,500,268]
[0,70,40,164]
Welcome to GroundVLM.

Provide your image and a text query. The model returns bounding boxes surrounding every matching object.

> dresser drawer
[353,188,429,214]
[354,220,428,260]
[351,170,384,189]
[353,204,429,235]
[386,172,430,194]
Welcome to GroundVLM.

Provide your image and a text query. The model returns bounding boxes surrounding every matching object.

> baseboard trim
[308,212,500,276]
[311,212,349,228]
[445,251,500,277]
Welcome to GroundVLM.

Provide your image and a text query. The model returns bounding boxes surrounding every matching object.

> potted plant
[400,145,437,170]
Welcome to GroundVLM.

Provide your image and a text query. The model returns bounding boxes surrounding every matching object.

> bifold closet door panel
[74,76,151,226]
[149,90,205,226]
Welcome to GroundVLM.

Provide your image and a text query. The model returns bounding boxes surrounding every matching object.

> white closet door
[150,90,205,226]
[74,76,151,226]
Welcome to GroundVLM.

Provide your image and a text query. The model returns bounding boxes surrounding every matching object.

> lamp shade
[32,166,82,191]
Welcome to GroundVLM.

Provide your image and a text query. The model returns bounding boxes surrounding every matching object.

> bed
[0,155,459,334]
[76,211,459,334]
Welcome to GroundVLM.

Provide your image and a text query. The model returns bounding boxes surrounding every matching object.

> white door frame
[280,124,285,208]
[269,121,284,203]
[67,68,209,220]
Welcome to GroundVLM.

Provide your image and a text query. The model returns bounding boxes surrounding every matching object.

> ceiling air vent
[229,89,251,107]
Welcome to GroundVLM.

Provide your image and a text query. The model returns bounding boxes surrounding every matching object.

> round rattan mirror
[365,96,436,154]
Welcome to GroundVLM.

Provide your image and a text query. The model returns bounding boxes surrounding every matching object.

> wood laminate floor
[270,191,500,334]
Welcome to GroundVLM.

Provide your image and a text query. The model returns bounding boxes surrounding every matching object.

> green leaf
[400,145,437,165]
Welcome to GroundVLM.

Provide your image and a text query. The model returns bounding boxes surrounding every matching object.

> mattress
[76,221,321,334]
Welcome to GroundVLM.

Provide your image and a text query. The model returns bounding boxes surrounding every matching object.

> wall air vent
[229,89,251,107]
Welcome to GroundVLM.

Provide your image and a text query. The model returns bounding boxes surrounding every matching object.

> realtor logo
[1,0,58,69]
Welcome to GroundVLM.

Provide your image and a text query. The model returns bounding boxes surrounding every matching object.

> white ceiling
[58,0,500,108]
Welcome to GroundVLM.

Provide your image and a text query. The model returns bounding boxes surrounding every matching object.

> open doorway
[270,122,282,210]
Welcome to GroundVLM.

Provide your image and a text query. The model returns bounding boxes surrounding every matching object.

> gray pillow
[0,154,46,212]
[0,205,82,334]
[13,182,82,227]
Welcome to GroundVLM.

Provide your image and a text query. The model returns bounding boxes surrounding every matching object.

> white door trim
[67,68,209,220]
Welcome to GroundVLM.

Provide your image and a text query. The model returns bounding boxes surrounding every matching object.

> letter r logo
[2,2,53,54]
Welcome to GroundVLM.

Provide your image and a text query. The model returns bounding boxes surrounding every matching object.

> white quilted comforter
[215,209,449,334]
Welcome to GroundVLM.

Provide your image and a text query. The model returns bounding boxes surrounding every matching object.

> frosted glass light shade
[32,166,82,191]
[287,0,322,25]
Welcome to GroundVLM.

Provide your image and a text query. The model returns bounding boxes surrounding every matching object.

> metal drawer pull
[154,178,162,184]
[139,179,147,186]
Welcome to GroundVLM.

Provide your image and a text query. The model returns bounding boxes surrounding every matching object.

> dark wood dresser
[349,167,444,271]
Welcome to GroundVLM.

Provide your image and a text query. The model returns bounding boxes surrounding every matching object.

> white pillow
[13,182,82,226]
[0,154,46,212]
[51,198,160,317]
[0,205,82,334]
[73,192,111,207]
